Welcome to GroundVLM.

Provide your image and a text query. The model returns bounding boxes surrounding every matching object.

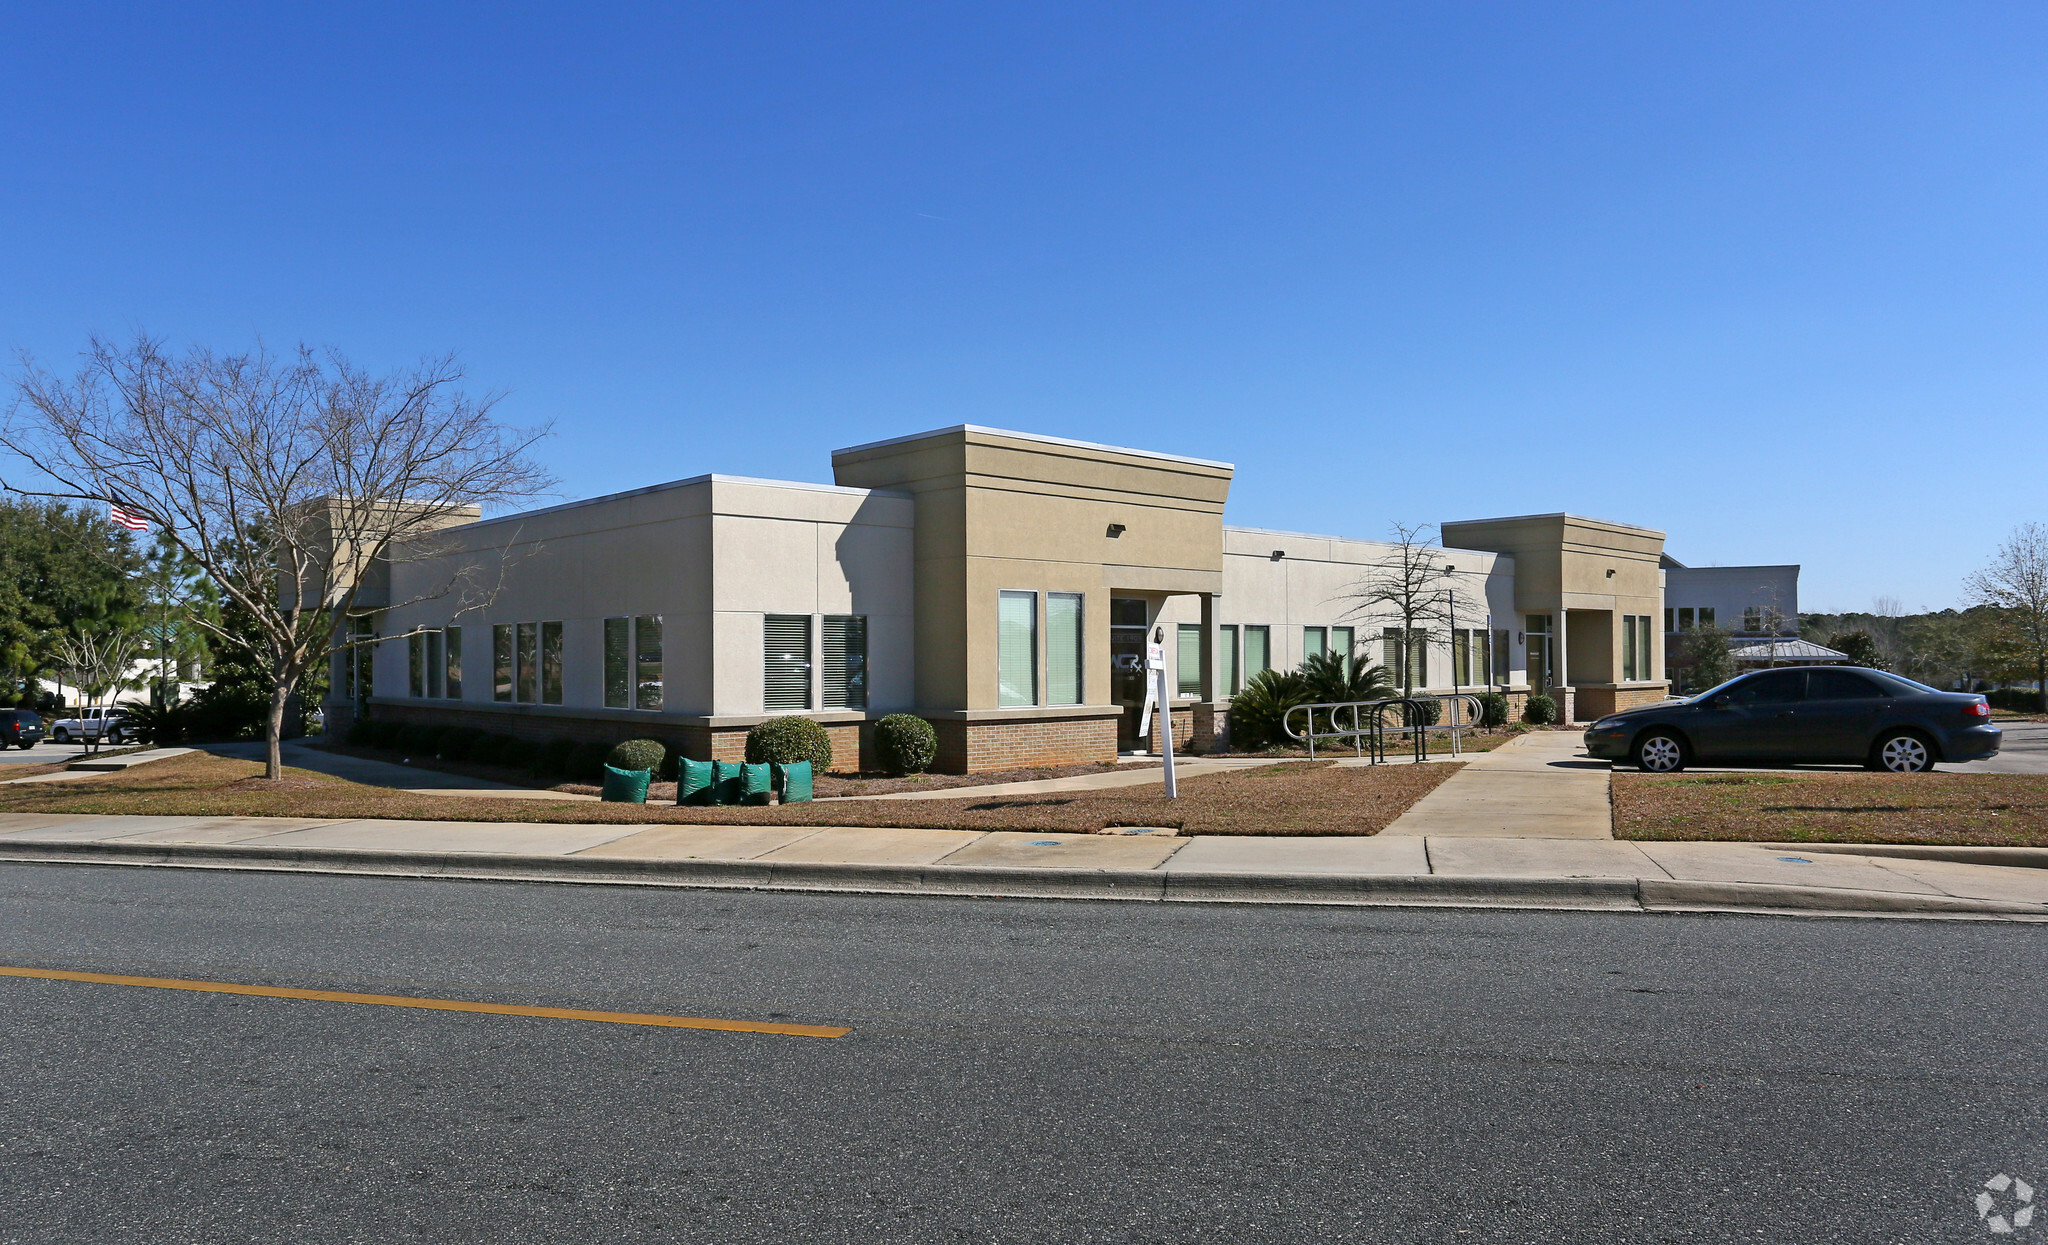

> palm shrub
[873,714,937,775]
[1227,667,1313,751]
[1524,694,1559,725]
[746,716,834,771]
[606,738,667,775]
[1300,652,1395,706]
[121,700,191,746]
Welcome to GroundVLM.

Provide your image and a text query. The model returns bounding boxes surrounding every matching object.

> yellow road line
[0,965,850,1038]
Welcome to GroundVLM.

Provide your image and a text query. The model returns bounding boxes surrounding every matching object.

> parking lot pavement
[0,741,90,767]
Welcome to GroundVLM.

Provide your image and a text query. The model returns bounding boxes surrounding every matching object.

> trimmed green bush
[1404,697,1441,727]
[1524,694,1559,725]
[345,719,375,747]
[607,738,668,775]
[1474,691,1509,728]
[745,716,833,772]
[438,727,481,762]
[874,714,937,776]
[536,737,579,778]
[469,732,511,766]
[367,720,402,750]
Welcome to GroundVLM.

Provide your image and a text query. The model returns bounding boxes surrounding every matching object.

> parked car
[1583,666,2001,773]
[0,709,44,749]
[49,706,136,745]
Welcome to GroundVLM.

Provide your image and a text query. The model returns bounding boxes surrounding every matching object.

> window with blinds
[635,615,663,710]
[1331,626,1353,675]
[1177,624,1202,698]
[823,615,867,709]
[603,618,629,708]
[1047,593,1082,706]
[492,625,513,702]
[998,591,1037,707]
[1219,624,1239,695]
[445,626,462,700]
[541,621,563,704]
[764,614,812,711]
[1243,625,1269,677]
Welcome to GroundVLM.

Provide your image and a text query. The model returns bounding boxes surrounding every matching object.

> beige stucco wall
[372,475,914,719]
[833,426,1232,713]
[1158,527,1523,697]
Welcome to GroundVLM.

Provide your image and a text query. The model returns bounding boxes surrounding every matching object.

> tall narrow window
[998,591,1037,707]
[1638,615,1654,681]
[408,633,425,698]
[1303,626,1326,663]
[1664,608,1675,633]
[1219,624,1239,696]
[1382,627,1404,679]
[1177,624,1203,698]
[1742,607,1761,633]
[1452,630,1470,686]
[344,617,376,701]
[1623,616,1639,683]
[823,615,868,709]
[541,622,563,704]
[1408,628,1429,689]
[515,622,538,702]
[493,624,513,702]
[1331,626,1353,675]
[1494,630,1511,681]
[445,626,462,699]
[1475,630,1491,685]
[1243,625,1270,677]
[1046,593,1083,706]
[1698,607,1715,629]
[603,618,630,708]
[635,615,663,711]
[764,614,812,711]
[1678,607,1694,631]
[426,630,444,699]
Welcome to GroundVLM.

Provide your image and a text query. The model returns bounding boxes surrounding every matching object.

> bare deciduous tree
[1967,522,2048,714]
[1338,522,1457,696]
[49,625,144,754]
[4,336,553,778]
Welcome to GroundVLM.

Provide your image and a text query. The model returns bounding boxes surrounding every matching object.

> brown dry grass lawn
[1613,771,2048,847]
[0,752,1458,836]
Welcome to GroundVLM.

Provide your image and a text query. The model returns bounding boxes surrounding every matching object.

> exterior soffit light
[1106,523,1126,538]
[1270,550,1285,561]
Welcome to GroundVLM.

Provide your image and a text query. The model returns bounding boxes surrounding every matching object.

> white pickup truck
[49,707,137,744]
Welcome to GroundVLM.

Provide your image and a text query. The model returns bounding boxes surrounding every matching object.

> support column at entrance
[1554,608,1573,724]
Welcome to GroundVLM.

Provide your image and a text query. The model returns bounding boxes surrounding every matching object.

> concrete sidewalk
[0,808,2041,919]
[1381,730,1612,839]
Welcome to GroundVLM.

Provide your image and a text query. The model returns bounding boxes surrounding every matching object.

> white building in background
[1661,558,1800,638]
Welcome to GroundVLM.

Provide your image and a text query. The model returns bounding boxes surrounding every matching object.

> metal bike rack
[1282,693,1490,764]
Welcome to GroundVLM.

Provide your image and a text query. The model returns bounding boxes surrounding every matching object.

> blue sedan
[1583,666,2002,773]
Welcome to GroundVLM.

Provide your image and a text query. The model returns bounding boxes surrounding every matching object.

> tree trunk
[264,675,291,781]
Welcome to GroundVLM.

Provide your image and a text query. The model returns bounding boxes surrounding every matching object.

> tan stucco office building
[336,425,1675,771]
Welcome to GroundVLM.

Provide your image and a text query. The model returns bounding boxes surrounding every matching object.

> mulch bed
[1613,771,2048,848]
[0,752,1460,836]
[556,761,1164,803]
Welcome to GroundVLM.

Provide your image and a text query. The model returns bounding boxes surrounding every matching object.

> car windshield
[1684,673,1752,702]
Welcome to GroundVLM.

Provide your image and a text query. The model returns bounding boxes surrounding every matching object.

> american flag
[109,504,148,532]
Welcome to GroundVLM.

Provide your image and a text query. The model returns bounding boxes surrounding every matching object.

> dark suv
[1,709,44,749]
[1583,666,2001,773]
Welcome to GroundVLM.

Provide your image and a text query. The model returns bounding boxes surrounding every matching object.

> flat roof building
[335,425,1708,771]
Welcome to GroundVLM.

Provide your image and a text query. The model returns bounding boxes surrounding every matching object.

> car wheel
[1872,731,1935,773]
[1632,731,1687,773]
[52,728,69,743]
[14,742,30,750]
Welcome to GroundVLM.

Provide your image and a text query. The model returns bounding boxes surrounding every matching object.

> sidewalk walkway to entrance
[1381,730,1612,839]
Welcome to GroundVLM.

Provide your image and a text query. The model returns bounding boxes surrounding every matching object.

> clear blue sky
[4,3,2042,611]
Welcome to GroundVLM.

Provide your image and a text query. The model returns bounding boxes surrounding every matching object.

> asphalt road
[0,866,2041,1243]
[0,739,93,766]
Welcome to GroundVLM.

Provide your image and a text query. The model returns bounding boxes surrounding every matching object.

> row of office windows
[998,591,1085,707]
[402,619,664,711]
[1212,625,1360,697]
[762,614,869,711]
[1665,607,1718,632]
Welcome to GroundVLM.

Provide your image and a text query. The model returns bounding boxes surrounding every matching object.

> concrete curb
[1752,842,2048,870]
[1,837,2042,918]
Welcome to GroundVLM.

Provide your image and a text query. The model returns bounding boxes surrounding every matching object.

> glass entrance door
[1110,598,1148,750]
[1525,615,1552,693]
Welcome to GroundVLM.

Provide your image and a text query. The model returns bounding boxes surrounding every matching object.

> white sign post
[1147,640,1177,800]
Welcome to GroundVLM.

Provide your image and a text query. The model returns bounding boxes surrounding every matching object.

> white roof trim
[453,473,900,533]
[831,424,1233,470]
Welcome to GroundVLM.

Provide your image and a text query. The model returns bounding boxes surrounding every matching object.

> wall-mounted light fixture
[1270,550,1286,561]
[1106,523,1126,538]
[1606,568,1616,578]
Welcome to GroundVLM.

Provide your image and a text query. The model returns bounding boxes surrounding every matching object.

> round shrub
[606,738,667,775]
[437,727,481,762]
[1524,694,1559,726]
[345,719,375,747]
[468,732,511,766]
[536,737,579,778]
[413,725,447,758]
[745,716,834,771]
[873,714,937,776]
[366,720,403,750]
[1403,697,1441,727]
[1474,691,1509,729]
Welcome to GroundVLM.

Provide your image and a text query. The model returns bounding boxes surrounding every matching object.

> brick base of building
[1145,706,1199,756]
[1570,684,1671,721]
[350,701,873,772]
[934,713,1120,773]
